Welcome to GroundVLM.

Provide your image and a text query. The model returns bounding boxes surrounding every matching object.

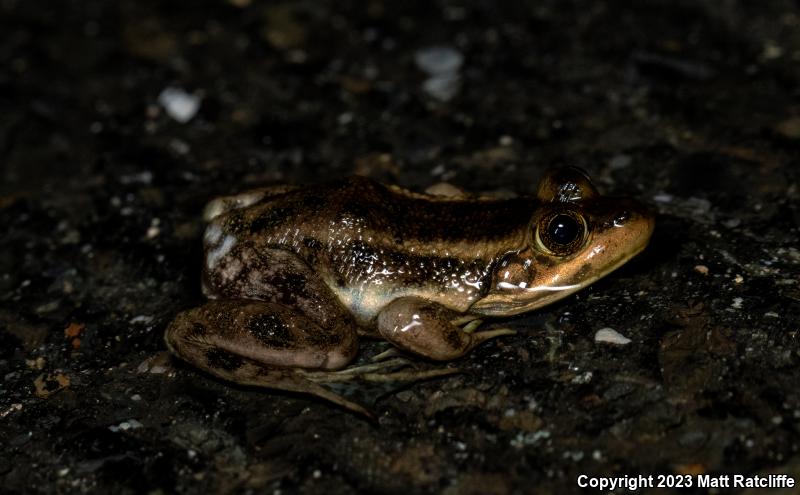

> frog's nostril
[613,211,630,227]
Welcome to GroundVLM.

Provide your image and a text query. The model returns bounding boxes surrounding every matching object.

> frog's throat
[469,241,649,317]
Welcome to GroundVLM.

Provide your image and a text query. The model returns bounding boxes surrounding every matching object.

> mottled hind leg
[201,243,353,331]
[376,297,516,361]
[165,299,372,416]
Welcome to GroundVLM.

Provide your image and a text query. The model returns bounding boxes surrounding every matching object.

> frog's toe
[450,314,482,326]
[355,367,461,383]
[262,368,375,419]
[303,357,459,387]
[449,314,487,334]
[460,318,484,334]
[303,357,411,381]
[370,347,404,362]
[471,327,517,345]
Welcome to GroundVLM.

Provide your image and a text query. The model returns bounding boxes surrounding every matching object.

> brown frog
[165,167,654,415]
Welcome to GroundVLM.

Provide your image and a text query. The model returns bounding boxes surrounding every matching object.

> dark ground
[1,1,799,494]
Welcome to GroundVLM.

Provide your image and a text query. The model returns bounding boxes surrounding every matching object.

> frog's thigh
[376,297,505,361]
[204,244,350,329]
[165,299,358,373]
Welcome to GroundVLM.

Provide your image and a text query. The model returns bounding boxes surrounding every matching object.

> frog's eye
[535,210,587,255]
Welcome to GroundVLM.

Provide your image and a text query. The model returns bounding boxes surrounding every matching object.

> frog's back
[208,176,536,320]
[213,176,534,252]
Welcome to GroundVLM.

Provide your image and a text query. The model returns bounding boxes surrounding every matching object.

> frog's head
[471,167,655,317]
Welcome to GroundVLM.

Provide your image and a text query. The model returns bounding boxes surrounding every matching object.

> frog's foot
[459,318,484,334]
[370,347,402,362]
[376,296,516,361]
[451,315,516,343]
[450,313,481,327]
[224,360,375,418]
[303,357,410,380]
[303,357,460,383]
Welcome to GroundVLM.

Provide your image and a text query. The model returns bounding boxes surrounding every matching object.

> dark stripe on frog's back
[224,176,535,257]
[296,176,534,244]
[347,177,538,244]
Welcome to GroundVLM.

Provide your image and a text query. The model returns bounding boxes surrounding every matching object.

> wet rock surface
[1,1,799,493]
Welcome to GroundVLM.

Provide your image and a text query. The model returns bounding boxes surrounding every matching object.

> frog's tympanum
[166,167,654,415]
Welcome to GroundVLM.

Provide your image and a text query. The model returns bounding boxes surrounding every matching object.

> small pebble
[775,117,800,139]
[430,164,446,176]
[129,315,154,325]
[499,135,514,146]
[594,328,632,345]
[422,73,460,101]
[723,218,741,228]
[158,87,200,123]
[119,171,153,185]
[762,42,783,60]
[694,265,709,275]
[109,419,144,432]
[731,297,743,309]
[395,390,413,402]
[571,371,593,384]
[415,45,463,101]
[414,46,464,75]
[608,154,632,169]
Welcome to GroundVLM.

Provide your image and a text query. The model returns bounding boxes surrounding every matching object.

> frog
[165,167,654,416]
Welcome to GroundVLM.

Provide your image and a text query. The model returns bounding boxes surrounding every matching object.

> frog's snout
[601,198,655,253]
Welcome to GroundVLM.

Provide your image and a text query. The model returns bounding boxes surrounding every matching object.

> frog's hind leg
[165,299,372,416]
[376,296,516,361]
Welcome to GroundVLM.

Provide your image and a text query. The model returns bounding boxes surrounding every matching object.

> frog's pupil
[548,214,580,245]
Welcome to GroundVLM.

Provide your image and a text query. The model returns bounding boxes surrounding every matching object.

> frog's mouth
[469,238,650,317]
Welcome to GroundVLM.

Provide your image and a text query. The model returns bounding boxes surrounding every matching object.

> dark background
[1,1,799,493]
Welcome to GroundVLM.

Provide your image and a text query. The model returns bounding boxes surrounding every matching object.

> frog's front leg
[376,297,516,361]
[165,299,374,415]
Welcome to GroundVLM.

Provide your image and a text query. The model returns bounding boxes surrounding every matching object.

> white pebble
[594,328,632,345]
[109,418,144,432]
[608,154,632,169]
[129,315,154,325]
[415,46,464,101]
[414,46,463,75]
[158,87,200,123]
[422,73,460,101]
